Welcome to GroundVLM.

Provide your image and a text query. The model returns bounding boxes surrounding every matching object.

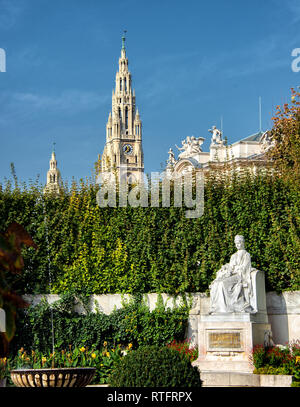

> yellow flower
[128,343,133,349]
[106,352,110,357]
[91,353,97,359]
[42,357,47,365]
[80,347,86,352]
[103,341,107,347]
[296,356,300,364]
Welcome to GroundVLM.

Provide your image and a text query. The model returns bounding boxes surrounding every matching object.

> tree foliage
[0,222,37,357]
[267,87,300,182]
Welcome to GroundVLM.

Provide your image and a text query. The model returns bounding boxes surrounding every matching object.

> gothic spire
[44,146,62,194]
[101,35,144,181]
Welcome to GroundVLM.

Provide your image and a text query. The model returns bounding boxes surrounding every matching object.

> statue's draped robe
[210,249,252,313]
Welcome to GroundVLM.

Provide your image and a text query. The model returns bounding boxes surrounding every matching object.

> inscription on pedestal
[208,331,242,350]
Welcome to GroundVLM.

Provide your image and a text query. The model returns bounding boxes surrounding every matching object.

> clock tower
[101,33,144,183]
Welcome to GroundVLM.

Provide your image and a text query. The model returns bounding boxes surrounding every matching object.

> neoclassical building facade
[166,127,271,178]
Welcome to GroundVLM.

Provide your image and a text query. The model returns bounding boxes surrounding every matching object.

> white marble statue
[209,235,255,314]
[264,330,275,347]
[190,136,205,153]
[175,135,204,159]
[167,148,176,166]
[261,131,275,152]
[209,125,223,145]
[175,138,187,158]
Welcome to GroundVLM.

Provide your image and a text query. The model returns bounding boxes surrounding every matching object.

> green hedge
[109,345,202,387]
[10,293,189,355]
[0,168,299,295]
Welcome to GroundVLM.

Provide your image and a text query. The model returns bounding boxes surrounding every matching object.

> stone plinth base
[194,313,271,373]
[198,371,260,387]
[196,371,293,387]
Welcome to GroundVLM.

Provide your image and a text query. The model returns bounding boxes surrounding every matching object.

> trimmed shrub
[109,345,202,387]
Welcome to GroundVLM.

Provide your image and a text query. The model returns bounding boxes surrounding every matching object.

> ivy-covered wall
[0,169,299,295]
[11,293,190,354]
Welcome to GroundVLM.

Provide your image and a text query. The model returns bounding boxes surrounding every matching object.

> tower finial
[122,30,127,50]
[52,141,56,153]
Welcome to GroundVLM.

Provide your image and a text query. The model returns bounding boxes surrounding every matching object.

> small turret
[44,144,62,194]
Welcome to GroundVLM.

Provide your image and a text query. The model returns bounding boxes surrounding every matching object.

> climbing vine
[0,167,299,295]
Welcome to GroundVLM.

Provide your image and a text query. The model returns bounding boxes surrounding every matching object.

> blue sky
[0,0,299,185]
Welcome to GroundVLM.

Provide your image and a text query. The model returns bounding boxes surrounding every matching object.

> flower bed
[250,340,300,386]
[166,339,198,362]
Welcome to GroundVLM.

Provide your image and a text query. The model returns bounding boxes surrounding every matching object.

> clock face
[123,144,133,155]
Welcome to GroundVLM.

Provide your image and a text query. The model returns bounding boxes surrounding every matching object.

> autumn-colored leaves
[0,223,37,356]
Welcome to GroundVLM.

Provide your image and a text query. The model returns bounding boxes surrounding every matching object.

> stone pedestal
[194,269,271,374]
[209,144,225,161]
[195,313,271,373]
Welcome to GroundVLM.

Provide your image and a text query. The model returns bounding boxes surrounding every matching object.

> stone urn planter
[10,367,96,387]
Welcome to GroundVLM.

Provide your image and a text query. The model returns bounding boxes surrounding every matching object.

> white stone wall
[266,291,300,345]
[22,291,300,348]
[229,141,263,159]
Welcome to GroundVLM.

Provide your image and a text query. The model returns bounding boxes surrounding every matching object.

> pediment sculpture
[209,125,223,146]
[175,136,205,159]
